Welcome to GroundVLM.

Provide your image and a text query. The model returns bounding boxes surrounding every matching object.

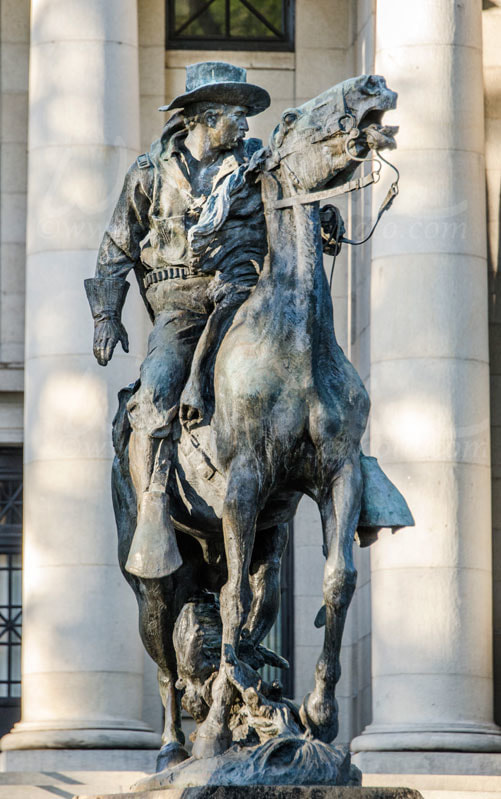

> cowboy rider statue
[85,61,343,583]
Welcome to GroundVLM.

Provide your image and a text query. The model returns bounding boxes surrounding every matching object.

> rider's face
[209,105,249,150]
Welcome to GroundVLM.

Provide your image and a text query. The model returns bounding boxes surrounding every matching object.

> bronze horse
[112,74,411,765]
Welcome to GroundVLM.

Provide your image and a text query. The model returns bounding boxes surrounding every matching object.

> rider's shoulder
[128,136,163,177]
[125,151,153,179]
[136,152,153,170]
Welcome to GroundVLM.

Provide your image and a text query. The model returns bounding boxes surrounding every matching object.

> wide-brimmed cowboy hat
[159,61,270,117]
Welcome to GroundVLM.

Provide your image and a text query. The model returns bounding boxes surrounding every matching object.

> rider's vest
[138,134,266,281]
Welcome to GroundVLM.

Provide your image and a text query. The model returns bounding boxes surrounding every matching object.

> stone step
[1,771,500,799]
[0,771,146,799]
[416,794,501,799]
[362,773,501,799]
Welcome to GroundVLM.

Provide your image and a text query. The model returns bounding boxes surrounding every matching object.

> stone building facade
[0,0,500,792]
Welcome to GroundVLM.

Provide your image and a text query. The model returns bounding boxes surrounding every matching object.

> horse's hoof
[300,691,339,743]
[156,742,190,772]
[192,726,232,760]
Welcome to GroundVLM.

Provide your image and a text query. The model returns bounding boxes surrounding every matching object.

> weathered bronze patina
[86,62,413,788]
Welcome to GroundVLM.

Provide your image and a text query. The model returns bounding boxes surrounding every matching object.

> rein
[271,86,400,248]
[270,149,400,250]
[271,168,380,210]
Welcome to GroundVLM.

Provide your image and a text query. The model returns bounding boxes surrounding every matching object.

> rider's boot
[126,435,183,579]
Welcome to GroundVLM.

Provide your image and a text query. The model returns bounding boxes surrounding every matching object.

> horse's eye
[283,111,298,126]
[363,75,380,95]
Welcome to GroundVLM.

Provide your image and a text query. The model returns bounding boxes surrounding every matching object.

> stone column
[483,0,501,727]
[1,0,159,757]
[352,0,501,763]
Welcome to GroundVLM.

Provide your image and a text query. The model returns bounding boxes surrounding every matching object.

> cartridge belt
[144,266,190,288]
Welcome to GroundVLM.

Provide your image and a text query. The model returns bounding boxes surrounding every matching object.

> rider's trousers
[126,275,214,440]
[126,268,258,442]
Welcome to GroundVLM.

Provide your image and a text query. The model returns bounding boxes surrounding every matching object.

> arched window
[167,0,294,51]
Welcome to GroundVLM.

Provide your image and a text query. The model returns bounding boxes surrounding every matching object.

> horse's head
[267,74,398,193]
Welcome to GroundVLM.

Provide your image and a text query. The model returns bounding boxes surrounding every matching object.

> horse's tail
[111,382,138,581]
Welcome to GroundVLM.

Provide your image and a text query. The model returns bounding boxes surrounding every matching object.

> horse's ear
[271,107,301,149]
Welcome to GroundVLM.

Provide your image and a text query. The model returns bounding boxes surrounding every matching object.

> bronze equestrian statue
[86,62,413,787]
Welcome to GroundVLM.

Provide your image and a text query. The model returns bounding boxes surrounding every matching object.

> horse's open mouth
[358,108,398,152]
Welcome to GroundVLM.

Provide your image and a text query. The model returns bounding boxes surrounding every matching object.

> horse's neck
[259,171,334,345]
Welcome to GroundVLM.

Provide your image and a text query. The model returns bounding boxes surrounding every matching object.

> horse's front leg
[300,452,362,742]
[192,459,260,759]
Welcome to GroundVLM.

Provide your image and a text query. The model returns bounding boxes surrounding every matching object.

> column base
[352,748,501,778]
[351,721,501,755]
[0,747,158,773]
[0,719,161,751]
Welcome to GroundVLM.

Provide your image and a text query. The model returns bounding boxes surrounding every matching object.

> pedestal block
[76,788,423,799]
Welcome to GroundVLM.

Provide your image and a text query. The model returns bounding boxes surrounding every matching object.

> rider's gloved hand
[93,317,129,366]
[84,277,130,367]
[320,204,345,256]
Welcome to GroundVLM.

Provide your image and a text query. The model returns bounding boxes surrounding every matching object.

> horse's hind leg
[245,522,289,646]
[300,453,362,742]
[136,578,190,770]
[113,433,189,768]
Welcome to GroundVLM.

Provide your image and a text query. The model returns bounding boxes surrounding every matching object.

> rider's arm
[96,160,153,278]
[86,159,153,366]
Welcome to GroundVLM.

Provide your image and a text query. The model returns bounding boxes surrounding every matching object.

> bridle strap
[271,169,379,210]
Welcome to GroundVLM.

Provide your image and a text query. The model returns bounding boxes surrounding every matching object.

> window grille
[0,554,21,699]
[167,0,294,51]
[0,449,22,711]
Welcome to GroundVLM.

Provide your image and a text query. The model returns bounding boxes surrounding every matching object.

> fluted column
[352,0,501,762]
[1,0,159,754]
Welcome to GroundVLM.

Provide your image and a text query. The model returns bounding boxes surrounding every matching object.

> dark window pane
[0,482,22,527]
[175,0,225,38]
[230,0,282,39]
[11,566,21,607]
[259,523,294,698]
[11,643,21,684]
[167,0,294,51]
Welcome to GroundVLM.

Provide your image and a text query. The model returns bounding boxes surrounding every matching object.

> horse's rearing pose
[184,73,402,758]
[89,67,413,772]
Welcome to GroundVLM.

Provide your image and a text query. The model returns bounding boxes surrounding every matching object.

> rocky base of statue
[132,738,360,792]
[131,595,359,792]
[78,786,424,798]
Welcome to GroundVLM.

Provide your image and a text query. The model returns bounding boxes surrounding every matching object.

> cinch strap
[144,266,190,288]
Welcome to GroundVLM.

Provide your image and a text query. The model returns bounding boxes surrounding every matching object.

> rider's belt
[144,266,190,288]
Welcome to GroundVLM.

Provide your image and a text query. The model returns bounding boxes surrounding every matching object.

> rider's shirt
[95,129,266,291]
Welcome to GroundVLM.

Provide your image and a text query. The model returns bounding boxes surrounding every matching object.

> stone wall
[0,0,29,443]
